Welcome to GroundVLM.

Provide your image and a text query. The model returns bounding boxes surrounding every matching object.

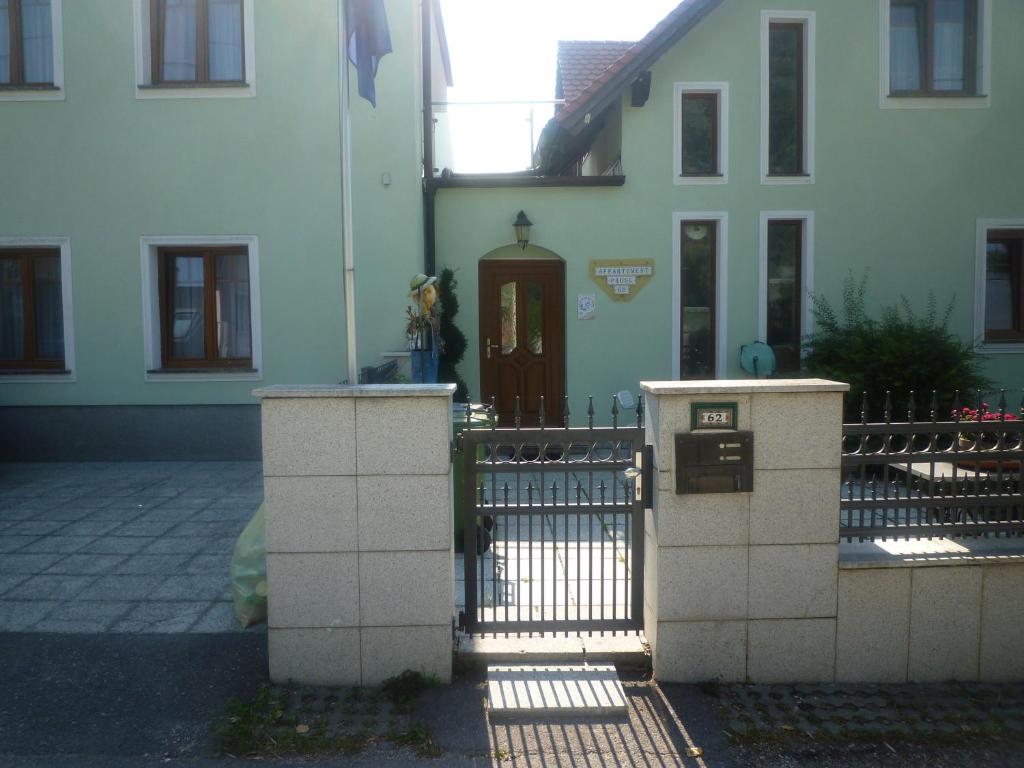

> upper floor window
[0,247,65,371]
[0,0,63,97]
[890,0,979,96]
[761,11,815,184]
[151,0,244,84]
[674,82,729,185]
[984,230,1024,343]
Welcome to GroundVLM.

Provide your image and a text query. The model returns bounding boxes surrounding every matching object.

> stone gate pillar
[254,384,455,686]
[641,379,848,683]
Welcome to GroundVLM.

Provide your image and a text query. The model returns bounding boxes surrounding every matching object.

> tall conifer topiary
[438,267,469,402]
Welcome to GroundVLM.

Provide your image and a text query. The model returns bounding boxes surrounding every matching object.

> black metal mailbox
[674,431,754,494]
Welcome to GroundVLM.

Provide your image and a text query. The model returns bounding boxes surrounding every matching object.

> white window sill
[135,82,255,100]
[676,174,728,186]
[0,85,64,102]
[145,369,263,383]
[976,342,1024,355]
[761,174,815,186]
[882,94,990,110]
[0,370,75,383]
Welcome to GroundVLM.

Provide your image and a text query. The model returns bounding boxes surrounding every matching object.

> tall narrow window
[158,247,252,369]
[766,221,803,372]
[0,0,53,87]
[889,0,978,96]
[768,22,805,176]
[680,92,719,177]
[151,0,243,84]
[680,221,716,380]
[0,248,64,370]
[984,231,1024,342]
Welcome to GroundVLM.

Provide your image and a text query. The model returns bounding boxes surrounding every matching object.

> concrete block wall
[640,380,848,683]
[254,384,455,686]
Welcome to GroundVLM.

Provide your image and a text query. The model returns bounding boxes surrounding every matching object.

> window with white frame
[673,82,729,185]
[881,0,991,106]
[133,0,255,98]
[760,11,815,184]
[0,0,63,100]
[0,238,74,378]
[759,213,814,373]
[976,223,1024,349]
[673,213,728,381]
[140,236,261,380]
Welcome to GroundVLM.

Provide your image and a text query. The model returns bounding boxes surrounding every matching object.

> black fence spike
[502,481,510,505]
[575,480,582,504]
[587,396,594,429]
[526,481,534,504]
[611,396,619,429]
[999,389,1007,421]
[636,394,644,428]
[490,395,497,429]
[883,391,892,423]
[563,396,570,429]
[930,390,938,422]
[907,391,915,423]
[551,481,558,505]
[514,396,522,430]
[598,479,606,504]
[478,481,486,506]
[538,395,546,430]
[860,392,869,424]
[953,390,962,421]
[1020,388,1024,419]
[977,388,984,418]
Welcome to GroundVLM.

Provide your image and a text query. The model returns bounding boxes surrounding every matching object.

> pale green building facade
[2,0,1022,455]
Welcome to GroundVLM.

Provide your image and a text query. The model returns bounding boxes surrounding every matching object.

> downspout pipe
[337,0,359,383]
[421,0,436,275]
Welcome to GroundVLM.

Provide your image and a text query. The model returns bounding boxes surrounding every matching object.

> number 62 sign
[691,402,738,430]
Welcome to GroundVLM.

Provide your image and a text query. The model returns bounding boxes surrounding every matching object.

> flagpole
[338,0,359,384]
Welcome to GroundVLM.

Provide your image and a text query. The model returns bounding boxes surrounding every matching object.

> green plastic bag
[231,502,268,628]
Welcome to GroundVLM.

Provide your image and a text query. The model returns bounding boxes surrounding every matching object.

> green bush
[437,267,469,402]
[802,272,991,421]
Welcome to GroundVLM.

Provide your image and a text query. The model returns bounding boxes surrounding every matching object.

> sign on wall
[589,259,654,302]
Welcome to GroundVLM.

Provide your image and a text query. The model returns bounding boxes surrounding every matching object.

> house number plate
[691,402,738,430]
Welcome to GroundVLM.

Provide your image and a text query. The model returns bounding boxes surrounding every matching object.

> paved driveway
[0,462,263,633]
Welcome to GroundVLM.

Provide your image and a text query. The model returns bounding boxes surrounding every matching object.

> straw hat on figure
[407,273,442,383]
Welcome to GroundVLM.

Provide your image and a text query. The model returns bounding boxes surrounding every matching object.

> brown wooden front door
[479,260,565,426]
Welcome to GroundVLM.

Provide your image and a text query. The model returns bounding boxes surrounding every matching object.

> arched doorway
[478,245,565,426]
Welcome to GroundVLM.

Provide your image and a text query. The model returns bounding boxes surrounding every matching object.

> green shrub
[437,267,469,402]
[802,272,991,421]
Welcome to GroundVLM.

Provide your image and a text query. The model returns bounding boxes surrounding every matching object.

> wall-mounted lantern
[514,211,533,251]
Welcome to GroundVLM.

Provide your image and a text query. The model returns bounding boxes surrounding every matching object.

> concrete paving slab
[487,664,627,717]
[78,536,153,555]
[44,553,127,575]
[4,575,97,601]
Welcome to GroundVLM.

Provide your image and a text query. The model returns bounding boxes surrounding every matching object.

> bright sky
[437,0,682,173]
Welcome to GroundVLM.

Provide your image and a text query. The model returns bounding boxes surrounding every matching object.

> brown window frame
[0,248,64,371]
[679,220,717,381]
[680,91,720,178]
[0,0,55,89]
[889,0,979,97]
[984,230,1024,343]
[767,21,806,177]
[765,219,804,373]
[157,246,253,370]
[149,0,246,86]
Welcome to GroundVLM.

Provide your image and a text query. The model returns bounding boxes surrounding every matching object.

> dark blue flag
[347,0,393,107]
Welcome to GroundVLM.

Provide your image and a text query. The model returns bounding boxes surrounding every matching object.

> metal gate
[457,396,650,635]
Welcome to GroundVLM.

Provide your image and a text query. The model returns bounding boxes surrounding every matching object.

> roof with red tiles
[553,0,725,133]
[556,40,636,109]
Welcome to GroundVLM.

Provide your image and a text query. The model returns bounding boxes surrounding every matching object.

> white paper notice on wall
[578,294,596,321]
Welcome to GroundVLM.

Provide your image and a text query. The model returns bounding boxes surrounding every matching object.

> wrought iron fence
[458,394,650,636]
[841,390,1024,542]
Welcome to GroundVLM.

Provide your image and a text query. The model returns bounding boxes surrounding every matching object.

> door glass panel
[33,254,63,360]
[0,257,24,360]
[681,93,717,175]
[766,221,801,372]
[215,252,251,359]
[499,281,517,354]
[169,254,205,359]
[526,282,543,355]
[680,222,715,379]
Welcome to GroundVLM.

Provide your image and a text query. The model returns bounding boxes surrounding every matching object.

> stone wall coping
[253,384,457,399]
[640,379,849,395]
[840,538,1024,569]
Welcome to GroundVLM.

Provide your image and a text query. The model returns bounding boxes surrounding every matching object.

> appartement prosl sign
[588,259,655,302]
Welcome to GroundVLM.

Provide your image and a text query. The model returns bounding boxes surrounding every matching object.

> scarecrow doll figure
[407,273,442,383]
